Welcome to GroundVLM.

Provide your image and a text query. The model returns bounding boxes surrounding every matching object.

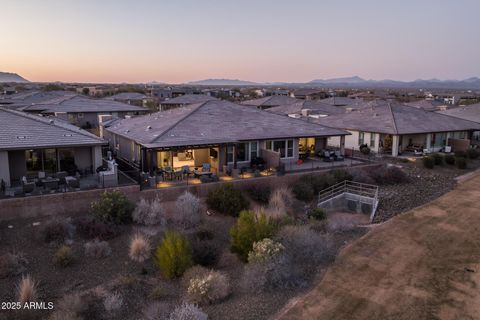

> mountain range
[187,76,480,89]
[0,72,29,83]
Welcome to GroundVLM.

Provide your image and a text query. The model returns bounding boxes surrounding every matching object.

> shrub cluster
[84,240,112,258]
[191,237,220,267]
[91,190,134,224]
[247,183,271,204]
[168,303,208,320]
[206,184,249,216]
[467,148,479,159]
[292,171,351,202]
[175,191,202,229]
[432,153,444,165]
[185,269,230,305]
[247,238,285,264]
[154,231,193,279]
[264,187,294,219]
[422,156,434,169]
[230,210,277,262]
[133,196,166,226]
[74,216,118,240]
[456,157,467,169]
[53,245,74,267]
[17,275,37,304]
[445,154,456,165]
[364,165,408,185]
[103,292,123,313]
[41,219,71,243]
[129,233,152,263]
[360,144,371,155]
[307,208,327,221]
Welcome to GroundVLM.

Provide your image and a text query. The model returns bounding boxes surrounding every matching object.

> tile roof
[160,94,217,105]
[104,100,348,149]
[0,108,106,150]
[104,92,147,100]
[313,101,480,135]
[320,96,364,107]
[266,100,345,116]
[241,96,298,108]
[0,91,77,109]
[404,99,446,111]
[437,103,480,124]
[20,95,147,113]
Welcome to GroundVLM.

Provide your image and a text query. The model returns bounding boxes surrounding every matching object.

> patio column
[340,135,346,156]
[233,144,237,169]
[426,133,432,151]
[446,132,451,146]
[392,135,400,157]
[0,151,11,187]
[92,146,102,170]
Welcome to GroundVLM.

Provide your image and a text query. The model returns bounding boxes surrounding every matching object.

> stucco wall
[0,151,11,187]
[74,147,92,171]
[8,150,26,182]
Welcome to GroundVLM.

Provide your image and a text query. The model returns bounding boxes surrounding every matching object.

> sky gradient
[1,0,479,84]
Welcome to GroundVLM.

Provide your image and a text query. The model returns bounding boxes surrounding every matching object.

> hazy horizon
[1,0,479,83]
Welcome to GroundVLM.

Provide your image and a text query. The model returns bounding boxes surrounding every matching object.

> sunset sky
[1,0,479,84]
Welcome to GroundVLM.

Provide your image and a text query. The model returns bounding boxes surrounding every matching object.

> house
[241,96,299,110]
[320,96,364,107]
[312,101,480,156]
[437,102,480,143]
[290,89,328,100]
[102,100,349,175]
[104,92,148,107]
[159,94,217,111]
[0,108,106,187]
[0,90,77,109]
[20,95,148,131]
[266,100,345,118]
[404,99,449,112]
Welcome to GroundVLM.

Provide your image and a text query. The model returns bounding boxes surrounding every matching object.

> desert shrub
[50,293,87,320]
[292,180,315,202]
[351,170,375,184]
[42,219,70,243]
[455,150,467,158]
[191,239,221,267]
[456,157,467,169]
[247,184,272,204]
[91,190,134,224]
[331,169,353,183]
[299,174,337,194]
[143,302,174,320]
[84,240,112,258]
[154,231,193,279]
[54,245,74,267]
[0,252,27,278]
[206,184,249,216]
[432,153,444,165]
[175,191,202,229]
[17,274,37,304]
[230,210,277,262]
[308,208,327,221]
[103,292,123,313]
[467,148,480,159]
[195,228,214,241]
[265,187,294,219]
[133,196,167,226]
[367,165,408,185]
[445,154,455,165]
[186,270,230,304]
[360,144,371,155]
[74,216,117,240]
[247,238,285,264]
[129,233,152,263]
[168,303,208,320]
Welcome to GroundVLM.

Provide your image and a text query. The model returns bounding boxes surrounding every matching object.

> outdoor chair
[323,151,334,162]
[66,176,80,190]
[202,163,211,172]
[334,151,344,161]
[44,179,59,191]
[181,165,192,178]
[56,171,68,186]
[38,171,46,179]
[22,176,35,194]
[163,166,173,180]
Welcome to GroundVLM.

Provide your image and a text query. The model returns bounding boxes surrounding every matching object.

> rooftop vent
[63,133,73,137]
[49,119,54,124]
[125,129,130,133]
[17,135,27,139]
[146,125,152,130]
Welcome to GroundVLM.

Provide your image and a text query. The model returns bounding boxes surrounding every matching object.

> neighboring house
[104,92,148,107]
[159,94,217,111]
[266,100,345,118]
[437,103,480,143]
[0,108,106,187]
[0,90,77,109]
[320,96,364,108]
[241,96,299,109]
[20,95,148,130]
[290,89,328,100]
[313,101,480,156]
[102,100,349,174]
[404,99,448,112]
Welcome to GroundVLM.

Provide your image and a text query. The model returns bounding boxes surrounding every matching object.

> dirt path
[277,174,480,320]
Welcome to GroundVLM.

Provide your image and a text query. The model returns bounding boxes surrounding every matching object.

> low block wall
[0,163,382,221]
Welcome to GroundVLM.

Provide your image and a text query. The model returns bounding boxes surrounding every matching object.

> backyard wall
[0,163,382,221]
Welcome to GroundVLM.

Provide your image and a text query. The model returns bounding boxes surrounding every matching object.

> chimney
[301,109,311,117]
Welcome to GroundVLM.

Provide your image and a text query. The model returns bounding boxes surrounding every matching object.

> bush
[168,303,208,320]
[308,208,327,221]
[0,252,28,278]
[292,181,315,202]
[175,191,202,229]
[133,197,167,226]
[264,187,294,220]
[230,210,277,262]
[50,293,87,320]
[154,231,193,279]
[195,228,214,241]
[74,217,118,240]
[422,156,435,169]
[445,154,456,165]
[432,153,444,165]
[299,174,336,194]
[248,238,285,264]
[84,240,112,259]
[456,157,467,169]
[247,184,271,204]
[455,150,467,158]
[191,239,221,267]
[186,270,230,304]
[91,190,134,224]
[17,275,37,304]
[331,169,353,183]
[351,170,375,185]
[366,165,408,185]
[54,245,74,267]
[42,219,70,243]
[360,144,371,155]
[103,292,123,313]
[129,233,152,263]
[206,184,249,216]
[467,148,479,159]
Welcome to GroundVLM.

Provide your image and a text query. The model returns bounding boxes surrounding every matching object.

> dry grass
[17,274,37,304]
[186,269,231,304]
[103,291,123,313]
[129,233,151,263]
[84,240,112,258]
[264,187,294,219]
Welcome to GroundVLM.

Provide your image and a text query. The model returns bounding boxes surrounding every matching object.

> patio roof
[266,100,345,116]
[437,103,480,124]
[313,101,480,135]
[0,108,106,150]
[104,100,349,149]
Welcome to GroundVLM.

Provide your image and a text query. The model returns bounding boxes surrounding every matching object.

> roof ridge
[151,101,210,143]
[387,103,399,135]
[0,107,104,142]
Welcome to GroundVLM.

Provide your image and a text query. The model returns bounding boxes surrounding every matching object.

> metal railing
[318,180,379,204]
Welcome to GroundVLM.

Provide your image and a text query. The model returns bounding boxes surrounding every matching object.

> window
[77,112,84,119]
[358,132,365,145]
[370,133,376,148]
[265,139,294,159]
[250,141,258,159]
[227,145,234,163]
[287,139,294,157]
[237,143,247,162]
[227,141,259,163]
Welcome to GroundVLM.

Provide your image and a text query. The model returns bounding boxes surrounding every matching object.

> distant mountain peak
[0,72,29,83]
[187,78,259,86]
